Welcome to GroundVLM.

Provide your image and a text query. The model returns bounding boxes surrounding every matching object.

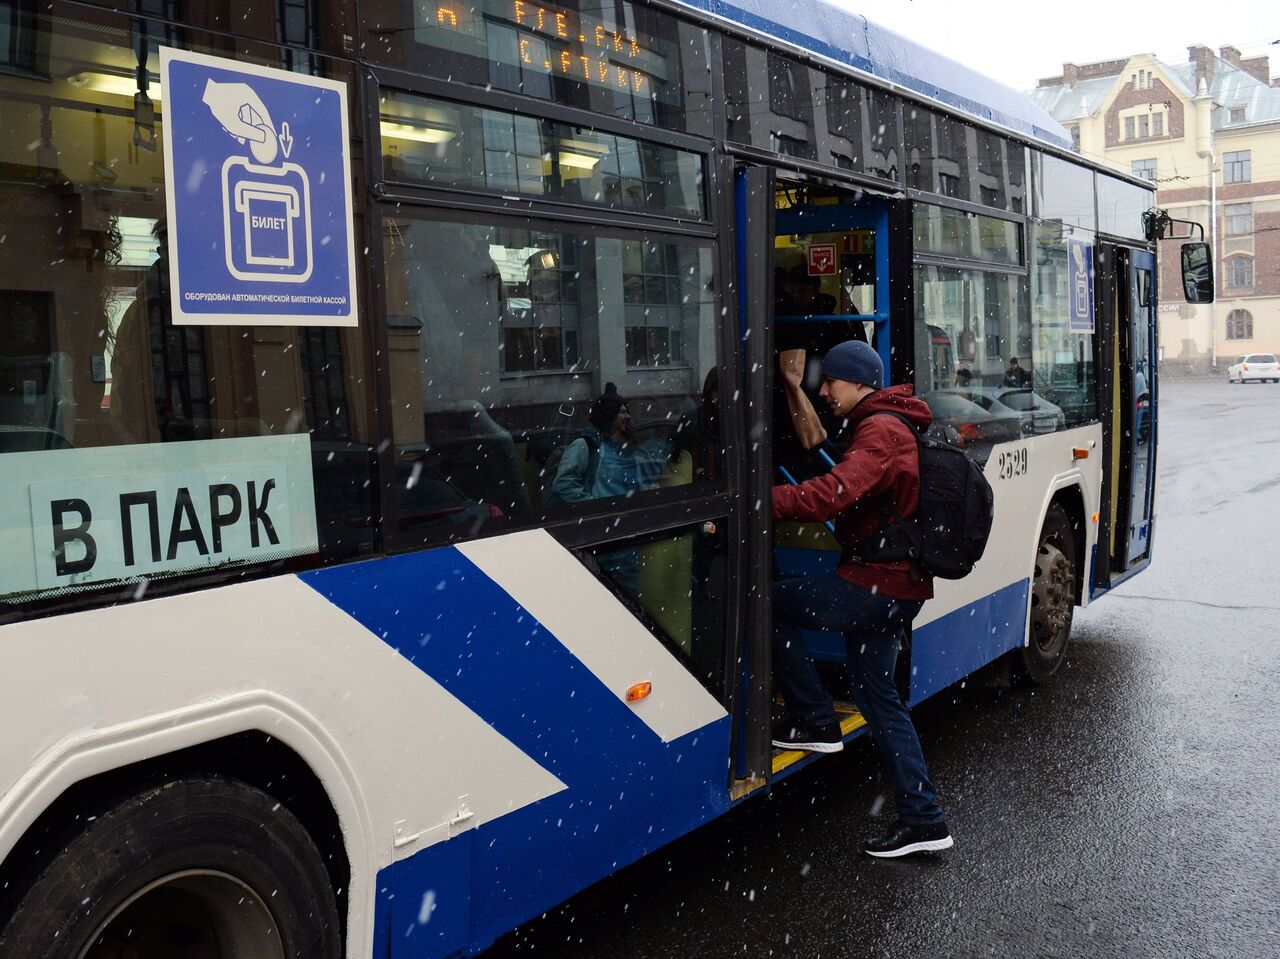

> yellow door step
[771,707,866,775]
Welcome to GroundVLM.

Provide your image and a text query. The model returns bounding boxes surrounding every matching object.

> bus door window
[1126,257,1156,565]
[581,522,730,704]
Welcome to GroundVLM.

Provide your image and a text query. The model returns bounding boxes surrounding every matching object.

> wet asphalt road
[484,378,1280,959]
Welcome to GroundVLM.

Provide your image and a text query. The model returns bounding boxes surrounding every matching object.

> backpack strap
[580,433,602,493]
[845,411,924,570]
[856,410,922,523]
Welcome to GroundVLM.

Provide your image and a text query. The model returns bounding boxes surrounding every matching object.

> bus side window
[379,218,722,540]
[0,14,377,606]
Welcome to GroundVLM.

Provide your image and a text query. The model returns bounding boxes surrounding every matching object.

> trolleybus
[0,0,1211,955]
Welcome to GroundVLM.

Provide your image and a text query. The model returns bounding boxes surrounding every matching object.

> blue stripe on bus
[300,551,732,959]
[774,550,1030,696]
[907,579,1030,706]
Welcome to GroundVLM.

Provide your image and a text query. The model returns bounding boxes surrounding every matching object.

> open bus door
[1098,244,1157,586]
[1124,250,1157,565]
[732,163,777,795]
[732,163,901,787]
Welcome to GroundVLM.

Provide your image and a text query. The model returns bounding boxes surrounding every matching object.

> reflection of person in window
[683,367,720,483]
[1003,357,1030,388]
[955,367,972,389]
[110,220,202,442]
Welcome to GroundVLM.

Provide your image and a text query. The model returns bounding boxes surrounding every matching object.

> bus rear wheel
[0,776,341,958]
[1018,503,1077,684]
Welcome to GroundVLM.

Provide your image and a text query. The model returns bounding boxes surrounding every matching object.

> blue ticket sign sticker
[1068,239,1095,334]
[160,47,357,326]
[0,436,318,597]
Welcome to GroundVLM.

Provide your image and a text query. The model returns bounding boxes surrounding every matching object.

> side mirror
[1181,242,1215,303]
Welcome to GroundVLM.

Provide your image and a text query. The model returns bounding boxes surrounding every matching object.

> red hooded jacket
[772,384,934,602]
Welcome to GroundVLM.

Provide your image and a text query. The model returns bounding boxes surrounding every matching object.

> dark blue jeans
[772,574,944,826]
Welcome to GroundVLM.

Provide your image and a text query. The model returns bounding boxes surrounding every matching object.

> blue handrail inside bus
[773,200,893,376]
[777,463,838,534]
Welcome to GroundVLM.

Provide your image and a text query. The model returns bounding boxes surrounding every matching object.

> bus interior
[766,178,895,771]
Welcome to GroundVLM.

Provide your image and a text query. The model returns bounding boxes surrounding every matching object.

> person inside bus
[791,273,838,317]
[773,266,796,315]
[676,366,721,483]
[771,340,952,858]
[548,385,670,597]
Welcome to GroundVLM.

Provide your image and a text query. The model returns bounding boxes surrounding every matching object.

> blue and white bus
[0,0,1210,955]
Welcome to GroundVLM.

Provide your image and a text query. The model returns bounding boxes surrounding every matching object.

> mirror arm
[1144,208,1206,243]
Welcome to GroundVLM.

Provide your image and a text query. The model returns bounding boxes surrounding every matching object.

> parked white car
[1228,354,1279,383]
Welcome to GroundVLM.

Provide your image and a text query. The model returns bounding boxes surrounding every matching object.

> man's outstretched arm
[779,349,828,450]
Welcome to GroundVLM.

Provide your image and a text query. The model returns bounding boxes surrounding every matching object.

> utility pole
[1209,151,1218,371]
[1195,75,1218,371]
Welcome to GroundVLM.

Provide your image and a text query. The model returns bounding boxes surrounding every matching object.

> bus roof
[668,0,1074,152]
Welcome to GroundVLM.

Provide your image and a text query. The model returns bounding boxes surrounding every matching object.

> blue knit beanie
[822,340,883,389]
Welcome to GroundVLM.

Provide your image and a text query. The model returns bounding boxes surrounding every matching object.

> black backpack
[540,433,602,507]
[851,411,994,580]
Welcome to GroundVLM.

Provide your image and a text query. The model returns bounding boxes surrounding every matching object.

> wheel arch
[0,695,376,956]
[1046,483,1087,605]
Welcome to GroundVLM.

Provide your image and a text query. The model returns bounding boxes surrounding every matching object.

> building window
[1138,114,1149,138]
[1132,159,1157,182]
[277,0,316,72]
[1123,116,1135,140]
[1223,150,1251,184]
[1224,256,1253,288]
[1224,203,1253,236]
[1229,106,1246,123]
[1152,113,1164,136]
[624,240,691,367]
[767,52,807,121]
[0,0,39,72]
[1226,309,1253,340]
[1070,125,1080,151]
[501,238,582,373]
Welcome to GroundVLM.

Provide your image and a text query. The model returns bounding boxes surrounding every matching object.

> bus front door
[1104,245,1157,578]
[1125,250,1156,565]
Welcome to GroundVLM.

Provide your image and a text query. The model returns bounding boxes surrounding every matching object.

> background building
[1032,45,1280,372]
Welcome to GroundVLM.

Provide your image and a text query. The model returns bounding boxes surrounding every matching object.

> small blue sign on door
[1068,239,1094,334]
[161,48,357,326]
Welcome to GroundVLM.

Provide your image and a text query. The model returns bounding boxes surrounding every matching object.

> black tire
[0,776,342,958]
[1016,503,1077,684]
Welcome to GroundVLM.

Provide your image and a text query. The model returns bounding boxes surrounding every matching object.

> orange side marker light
[626,682,653,703]
[1072,447,1090,460]
[1092,512,1100,524]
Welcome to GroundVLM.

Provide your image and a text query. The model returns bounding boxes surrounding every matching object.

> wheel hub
[79,870,285,959]
[1031,541,1074,653]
